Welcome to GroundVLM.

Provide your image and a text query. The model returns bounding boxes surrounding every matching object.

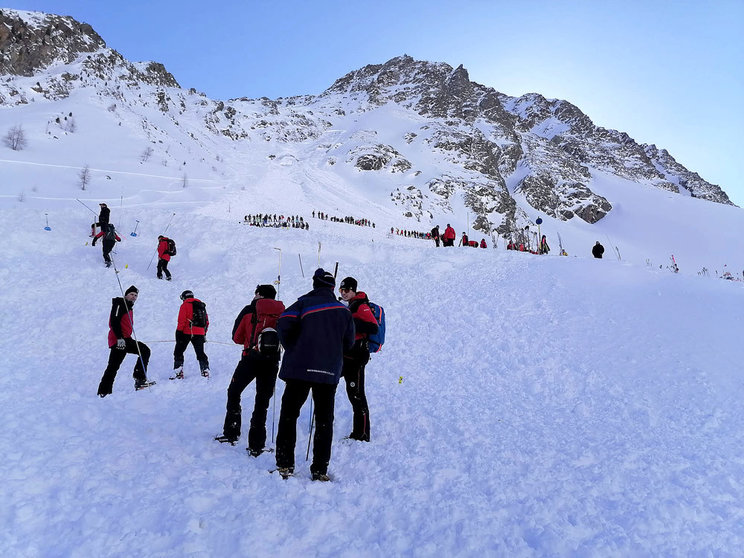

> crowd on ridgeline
[244,214,309,230]
[389,227,431,240]
[312,210,375,228]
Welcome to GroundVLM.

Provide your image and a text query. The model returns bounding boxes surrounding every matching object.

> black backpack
[256,327,280,355]
[104,224,117,241]
[167,238,177,256]
[190,300,207,329]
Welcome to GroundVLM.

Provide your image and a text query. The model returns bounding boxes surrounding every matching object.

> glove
[92,239,97,246]
[115,338,126,350]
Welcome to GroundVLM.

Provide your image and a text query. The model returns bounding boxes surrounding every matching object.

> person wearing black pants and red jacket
[338,276,379,442]
[97,285,152,397]
[217,285,285,454]
[274,269,355,481]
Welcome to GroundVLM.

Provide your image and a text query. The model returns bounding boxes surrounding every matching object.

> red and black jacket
[232,298,286,355]
[177,297,209,336]
[107,297,134,347]
[157,238,171,261]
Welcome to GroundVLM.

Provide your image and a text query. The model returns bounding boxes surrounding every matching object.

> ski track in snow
[2,205,744,557]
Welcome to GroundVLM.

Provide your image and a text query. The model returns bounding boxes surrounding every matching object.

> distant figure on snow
[460,232,469,247]
[431,225,441,247]
[91,202,110,237]
[539,235,550,255]
[480,238,487,249]
[157,235,174,280]
[592,241,605,259]
[91,223,121,268]
[443,224,456,247]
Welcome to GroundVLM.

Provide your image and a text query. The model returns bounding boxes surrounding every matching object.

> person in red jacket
[97,285,153,397]
[91,223,121,267]
[216,284,285,455]
[443,224,456,246]
[480,238,487,248]
[172,290,210,379]
[157,235,172,280]
[339,276,379,442]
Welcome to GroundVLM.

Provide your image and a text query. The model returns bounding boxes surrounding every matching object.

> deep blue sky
[5,0,744,204]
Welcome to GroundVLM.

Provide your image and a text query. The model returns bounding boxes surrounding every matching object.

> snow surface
[2,52,744,557]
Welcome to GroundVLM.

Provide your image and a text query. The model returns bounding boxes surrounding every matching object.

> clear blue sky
[6,0,744,205]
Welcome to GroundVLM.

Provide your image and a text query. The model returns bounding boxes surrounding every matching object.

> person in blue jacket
[274,268,355,481]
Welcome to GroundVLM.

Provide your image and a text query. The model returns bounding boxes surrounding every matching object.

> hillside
[3,200,744,555]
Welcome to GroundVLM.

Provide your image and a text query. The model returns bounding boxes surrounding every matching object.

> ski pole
[75,198,98,215]
[298,254,305,278]
[273,247,282,297]
[44,213,51,231]
[317,242,321,267]
[130,220,140,237]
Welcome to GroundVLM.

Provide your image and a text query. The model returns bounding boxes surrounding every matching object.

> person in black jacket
[91,202,110,237]
[339,276,378,442]
[91,224,121,267]
[592,241,605,259]
[274,268,355,481]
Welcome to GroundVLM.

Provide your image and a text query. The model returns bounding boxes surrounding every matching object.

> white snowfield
[1,64,743,556]
[2,197,743,557]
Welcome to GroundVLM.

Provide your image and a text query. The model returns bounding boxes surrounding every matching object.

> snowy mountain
[0,9,735,237]
[2,9,744,557]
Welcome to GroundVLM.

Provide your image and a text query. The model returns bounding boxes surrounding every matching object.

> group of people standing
[97,267,381,482]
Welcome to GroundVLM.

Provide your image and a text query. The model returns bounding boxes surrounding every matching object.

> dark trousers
[98,338,150,395]
[173,331,209,371]
[157,258,171,279]
[276,379,337,476]
[101,239,115,265]
[343,355,370,441]
[223,352,279,451]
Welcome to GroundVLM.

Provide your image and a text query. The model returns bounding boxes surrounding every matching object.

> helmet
[180,290,194,300]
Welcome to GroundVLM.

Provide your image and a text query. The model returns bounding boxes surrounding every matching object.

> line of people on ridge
[96,269,381,482]
[90,203,177,280]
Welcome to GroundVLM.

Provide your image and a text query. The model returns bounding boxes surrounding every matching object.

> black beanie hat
[180,290,194,300]
[255,284,277,299]
[125,285,138,296]
[312,268,335,289]
[339,276,357,292]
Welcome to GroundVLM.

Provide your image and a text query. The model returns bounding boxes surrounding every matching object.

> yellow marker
[398,376,403,384]
[125,264,128,269]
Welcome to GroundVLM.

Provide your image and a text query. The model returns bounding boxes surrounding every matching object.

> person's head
[312,268,335,290]
[180,290,194,301]
[339,276,357,301]
[99,203,107,208]
[595,241,601,245]
[254,284,277,300]
[447,223,451,227]
[158,235,164,241]
[125,285,139,302]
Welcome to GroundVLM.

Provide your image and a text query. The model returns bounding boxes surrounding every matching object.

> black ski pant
[342,353,370,441]
[101,239,115,265]
[276,379,337,476]
[98,338,150,395]
[173,331,209,372]
[157,258,171,279]
[223,351,279,451]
